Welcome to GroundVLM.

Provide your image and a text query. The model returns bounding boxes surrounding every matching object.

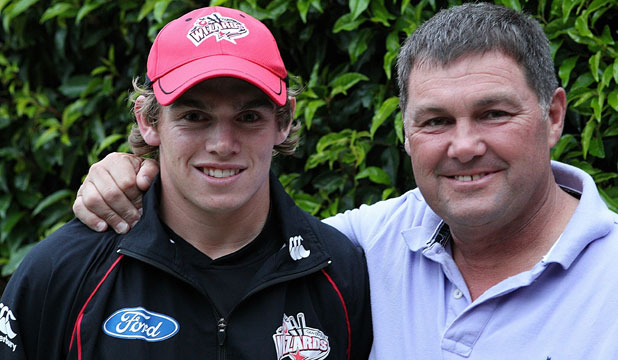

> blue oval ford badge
[103,307,179,342]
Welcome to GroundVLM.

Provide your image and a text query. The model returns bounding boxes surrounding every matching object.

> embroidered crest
[272,312,330,360]
[187,12,249,46]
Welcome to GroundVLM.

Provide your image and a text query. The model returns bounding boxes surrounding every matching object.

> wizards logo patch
[187,12,249,46]
[272,312,330,360]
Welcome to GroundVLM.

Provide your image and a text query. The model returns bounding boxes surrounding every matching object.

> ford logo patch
[103,307,179,342]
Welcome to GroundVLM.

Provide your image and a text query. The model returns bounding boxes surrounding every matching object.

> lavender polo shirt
[325,161,618,359]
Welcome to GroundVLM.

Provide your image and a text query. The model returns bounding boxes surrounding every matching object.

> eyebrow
[170,97,275,112]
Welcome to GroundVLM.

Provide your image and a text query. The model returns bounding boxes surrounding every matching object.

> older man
[72,2,618,359]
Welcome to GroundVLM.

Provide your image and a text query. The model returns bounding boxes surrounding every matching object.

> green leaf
[581,119,597,159]
[498,0,521,11]
[558,56,578,87]
[570,72,595,91]
[1,210,26,242]
[348,28,371,64]
[574,15,594,38]
[614,58,618,84]
[589,51,601,82]
[137,1,155,21]
[581,118,596,158]
[16,189,40,209]
[328,72,369,97]
[601,65,613,89]
[355,166,392,185]
[153,0,172,23]
[2,243,36,277]
[599,187,618,213]
[0,194,11,218]
[333,13,366,33]
[62,99,88,130]
[297,0,310,23]
[349,0,370,19]
[589,134,605,158]
[32,189,73,216]
[370,97,399,136]
[292,192,322,215]
[303,99,326,130]
[5,0,39,18]
[608,89,618,111]
[40,2,75,23]
[370,0,395,26]
[394,111,404,144]
[76,0,105,24]
[591,85,605,122]
[58,75,91,97]
[551,134,575,160]
[34,127,59,150]
[599,25,615,45]
[561,0,579,19]
[383,49,398,80]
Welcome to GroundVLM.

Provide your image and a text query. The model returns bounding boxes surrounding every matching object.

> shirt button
[453,289,463,299]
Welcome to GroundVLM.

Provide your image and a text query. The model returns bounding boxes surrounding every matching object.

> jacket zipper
[217,317,227,360]
[117,248,331,359]
[117,249,229,359]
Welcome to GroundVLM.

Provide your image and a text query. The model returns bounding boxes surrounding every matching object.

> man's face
[140,77,290,218]
[403,51,564,231]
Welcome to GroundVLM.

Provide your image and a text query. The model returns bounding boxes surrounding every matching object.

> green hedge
[1,0,617,280]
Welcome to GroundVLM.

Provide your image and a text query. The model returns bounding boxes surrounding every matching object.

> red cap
[147,6,287,106]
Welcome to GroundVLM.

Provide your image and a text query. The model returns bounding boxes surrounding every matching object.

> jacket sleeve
[0,220,103,360]
[0,240,55,359]
[347,247,373,359]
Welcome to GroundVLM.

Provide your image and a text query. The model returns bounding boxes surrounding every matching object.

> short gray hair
[396,2,558,116]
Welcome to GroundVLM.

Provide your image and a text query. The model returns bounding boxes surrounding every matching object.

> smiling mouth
[452,173,488,182]
[202,168,242,178]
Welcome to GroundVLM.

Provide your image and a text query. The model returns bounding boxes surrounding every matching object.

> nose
[446,120,486,163]
[206,121,240,157]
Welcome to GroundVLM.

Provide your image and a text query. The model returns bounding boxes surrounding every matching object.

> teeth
[454,173,486,181]
[204,168,240,178]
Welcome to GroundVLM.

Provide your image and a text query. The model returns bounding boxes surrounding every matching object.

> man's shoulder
[16,219,121,282]
[323,188,434,241]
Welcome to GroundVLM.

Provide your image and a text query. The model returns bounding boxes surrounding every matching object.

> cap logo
[187,12,249,46]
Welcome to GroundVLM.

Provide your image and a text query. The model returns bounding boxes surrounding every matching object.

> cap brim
[153,55,287,106]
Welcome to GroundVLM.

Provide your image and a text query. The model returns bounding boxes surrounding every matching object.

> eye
[237,112,261,123]
[483,110,510,120]
[181,111,206,122]
[423,117,452,127]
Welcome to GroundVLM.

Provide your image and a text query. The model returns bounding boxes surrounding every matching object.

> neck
[450,183,579,301]
[159,182,271,260]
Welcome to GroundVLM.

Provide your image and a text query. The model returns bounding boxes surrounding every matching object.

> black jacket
[0,173,372,359]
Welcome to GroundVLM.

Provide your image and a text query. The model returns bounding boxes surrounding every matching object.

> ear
[403,116,412,156]
[546,88,567,148]
[404,137,412,156]
[275,97,295,145]
[135,95,161,146]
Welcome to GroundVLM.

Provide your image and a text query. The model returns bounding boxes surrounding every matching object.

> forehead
[175,77,273,106]
[406,52,532,108]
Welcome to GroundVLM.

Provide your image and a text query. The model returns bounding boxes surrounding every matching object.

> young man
[0,7,372,359]
[72,3,618,359]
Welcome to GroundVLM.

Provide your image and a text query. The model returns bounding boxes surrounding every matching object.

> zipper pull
[217,318,227,346]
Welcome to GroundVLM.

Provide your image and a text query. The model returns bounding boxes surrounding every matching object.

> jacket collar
[117,171,331,276]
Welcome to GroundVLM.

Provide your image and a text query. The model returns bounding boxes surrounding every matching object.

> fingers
[73,152,145,233]
[136,158,159,192]
[73,183,109,232]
